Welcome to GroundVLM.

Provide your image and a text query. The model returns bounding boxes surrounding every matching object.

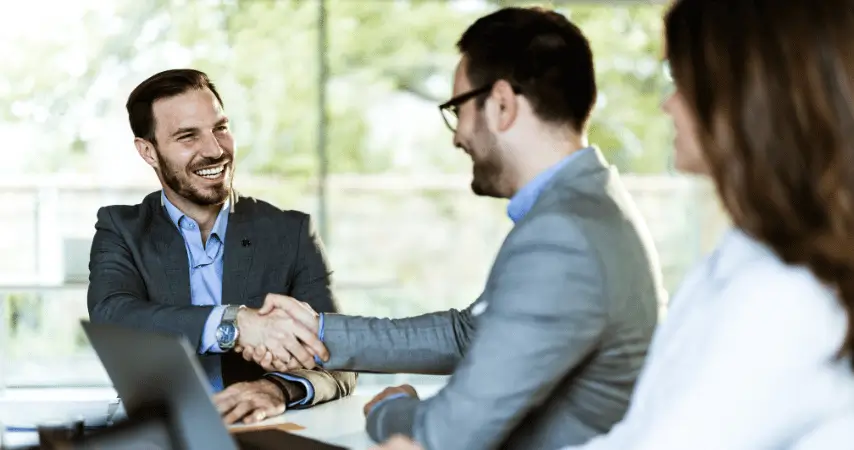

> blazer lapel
[222,198,257,307]
[152,205,191,305]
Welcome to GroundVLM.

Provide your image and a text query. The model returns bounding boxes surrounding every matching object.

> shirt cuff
[267,373,314,408]
[366,392,412,418]
[199,305,228,354]
[365,393,419,443]
[314,313,326,366]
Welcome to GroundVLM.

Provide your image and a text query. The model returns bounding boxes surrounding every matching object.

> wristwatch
[215,305,242,350]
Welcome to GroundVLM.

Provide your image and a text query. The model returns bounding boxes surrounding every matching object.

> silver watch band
[222,305,241,323]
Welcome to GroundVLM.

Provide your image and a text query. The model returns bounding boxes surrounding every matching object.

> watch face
[216,323,237,348]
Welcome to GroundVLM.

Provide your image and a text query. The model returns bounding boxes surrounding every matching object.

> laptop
[81,320,346,450]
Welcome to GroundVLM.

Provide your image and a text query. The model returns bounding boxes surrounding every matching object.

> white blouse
[569,229,854,450]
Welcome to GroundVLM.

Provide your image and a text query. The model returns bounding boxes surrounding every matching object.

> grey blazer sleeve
[87,207,213,349]
[321,304,479,374]
[367,214,608,449]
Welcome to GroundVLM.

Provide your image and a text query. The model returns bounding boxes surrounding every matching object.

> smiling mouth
[193,164,227,180]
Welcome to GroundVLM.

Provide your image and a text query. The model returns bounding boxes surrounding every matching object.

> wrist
[215,305,242,350]
[263,376,305,404]
[235,306,253,347]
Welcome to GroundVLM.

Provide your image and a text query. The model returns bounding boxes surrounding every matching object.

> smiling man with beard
[86,69,355,426]
[237,7,665,450]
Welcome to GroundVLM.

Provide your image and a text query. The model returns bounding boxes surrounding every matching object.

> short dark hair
[125,69,224,144]
[457,7,597,131]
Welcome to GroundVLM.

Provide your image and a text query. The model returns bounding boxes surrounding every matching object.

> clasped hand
[236,293,328,371]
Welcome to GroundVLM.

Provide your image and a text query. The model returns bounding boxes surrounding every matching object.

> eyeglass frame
[438,83,523,132]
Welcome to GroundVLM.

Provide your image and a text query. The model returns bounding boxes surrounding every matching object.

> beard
[468,114,509,198]
[156,147,233,206]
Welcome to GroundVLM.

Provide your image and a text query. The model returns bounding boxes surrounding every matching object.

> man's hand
[235,294,328,370]
[213,379,287,425]
[363,384,419,417]
[235,294,326,371]
[369,435,424,450]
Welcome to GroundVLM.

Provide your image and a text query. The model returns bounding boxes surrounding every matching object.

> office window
[0,0,727,389]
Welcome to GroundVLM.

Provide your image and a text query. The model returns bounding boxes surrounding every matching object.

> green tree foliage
[1,0,671,176]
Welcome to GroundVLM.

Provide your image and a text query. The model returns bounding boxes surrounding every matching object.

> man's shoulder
[507,207,586,246]
[96,191,161,229]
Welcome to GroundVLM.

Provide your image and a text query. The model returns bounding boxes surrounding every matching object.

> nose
[452,131,463,149]
[199,133,225,159]
[661,92,675,114]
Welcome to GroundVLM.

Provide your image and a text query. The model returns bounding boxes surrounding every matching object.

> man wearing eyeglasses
[239,6,664,450]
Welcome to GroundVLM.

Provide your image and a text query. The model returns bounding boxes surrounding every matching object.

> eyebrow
[171,117,229,138]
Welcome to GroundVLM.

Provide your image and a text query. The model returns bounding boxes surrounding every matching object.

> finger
[287,360,303,371]
[283,303,319,333]
[260,352,277,372]
[387,436,421,449]
[213,392,238,415]
[258,294,278,314]
[243,401,268,425]
[252,345,267,363]
[266,331,312,369]
[298,301,316,314]
[279,334,315,369]
[234,345,243,353]
[363,389,391,416]
[272,358,290,372]
[259,293,294,315]
[223,400,253,425]
[242,346,255,361]
[251,399,286,424]
[290,321,329,361]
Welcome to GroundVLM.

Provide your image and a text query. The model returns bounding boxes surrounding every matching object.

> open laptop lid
[81,320,238,450]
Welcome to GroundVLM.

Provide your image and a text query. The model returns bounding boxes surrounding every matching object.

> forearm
[88,293,214,349]
[368,218,608,450]
[321,308,475,374]
[88,209,216,350]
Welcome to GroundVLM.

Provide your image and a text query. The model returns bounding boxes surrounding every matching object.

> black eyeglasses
[438,84,522,132]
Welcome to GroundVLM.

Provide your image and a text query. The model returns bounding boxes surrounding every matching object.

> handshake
[235,294,330,372]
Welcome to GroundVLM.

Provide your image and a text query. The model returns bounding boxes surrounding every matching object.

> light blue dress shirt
[506,146,592,223]
[161,193,313,406]
[162,192,230,391]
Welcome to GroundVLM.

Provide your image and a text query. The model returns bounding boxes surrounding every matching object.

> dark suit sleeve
[87,207,213,350]
[267,213,357,406]
[289,214,337,312]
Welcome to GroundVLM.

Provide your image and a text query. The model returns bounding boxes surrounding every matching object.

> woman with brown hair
[564,0,854,448]
[371,0,854,449]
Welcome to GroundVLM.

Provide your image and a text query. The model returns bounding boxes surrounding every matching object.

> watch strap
[222,304,240,323]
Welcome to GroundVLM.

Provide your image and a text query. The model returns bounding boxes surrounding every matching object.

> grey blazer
[321,148,664,449]
[87,192,356,405]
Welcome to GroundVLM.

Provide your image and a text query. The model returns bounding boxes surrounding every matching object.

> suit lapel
[151,201,191,305]
[222,198,257,307]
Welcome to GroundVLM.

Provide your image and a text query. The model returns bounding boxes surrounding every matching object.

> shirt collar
[160,191,231,239]
[507,147,593,223]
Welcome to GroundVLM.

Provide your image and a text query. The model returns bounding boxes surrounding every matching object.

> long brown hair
[665,0,854,369]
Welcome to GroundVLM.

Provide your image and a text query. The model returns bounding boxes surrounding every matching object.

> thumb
[258,295,279,314]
